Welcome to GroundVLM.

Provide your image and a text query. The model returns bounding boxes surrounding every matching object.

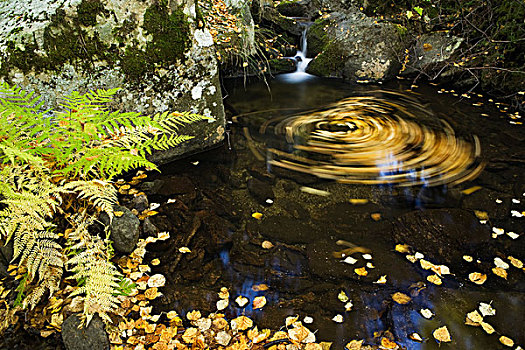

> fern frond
[23,265,63,310]
[63,180,117,219]
[153,111,210,133]
[66,214,121,324]
[0,82,44,116]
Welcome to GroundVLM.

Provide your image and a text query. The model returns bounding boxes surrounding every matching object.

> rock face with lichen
[0,0,225,163]
[303,0,404,81]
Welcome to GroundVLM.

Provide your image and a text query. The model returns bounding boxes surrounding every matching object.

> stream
[137,74,525,350]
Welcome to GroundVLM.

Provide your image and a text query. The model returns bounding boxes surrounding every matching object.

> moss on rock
[77,0,108,27]
[306,42,345,77]
[120,47,150,82]
[143,4,190,65]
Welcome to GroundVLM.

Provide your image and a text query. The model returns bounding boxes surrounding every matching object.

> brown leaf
[392,292,411,305]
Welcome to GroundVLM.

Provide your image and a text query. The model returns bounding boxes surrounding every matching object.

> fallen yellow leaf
[499,336,514,347]
[345,340,364,350]
[380,337,397,349]
[480,321,495,334]
[474,210,488,220]
[114,211,124,217]
[433,326,451,342]
[354,267,368,276]
[252,212,263,220]
[187,310,201,321]
[461,186,482,195]
[508,256,523,269]
[182,327,199,343]
[469,272,487,284]
[252,284,269,292]
[253,296,267,309]
[231,316,253,331]
[349,199,368,205]
[144,287,158,300]
[420,259,434,270]
[371,213,381,221]
[392,292,411,305]
[427,274,442,285]
[466,310,483,324]
[395,244,410,253]
[492,267,507,279]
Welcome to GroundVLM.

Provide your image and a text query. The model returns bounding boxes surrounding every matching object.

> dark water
[144,73,525,349]
[2,74,523,350]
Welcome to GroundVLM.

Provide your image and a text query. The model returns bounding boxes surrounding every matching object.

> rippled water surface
[151,75,525,350]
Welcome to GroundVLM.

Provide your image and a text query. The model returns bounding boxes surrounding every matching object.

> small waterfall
[279,23,315,83]
[294,26,312,73]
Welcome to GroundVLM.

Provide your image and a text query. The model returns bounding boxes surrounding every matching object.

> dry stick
[171,216,202,269]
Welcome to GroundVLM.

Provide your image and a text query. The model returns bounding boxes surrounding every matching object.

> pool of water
[142,74,524,349]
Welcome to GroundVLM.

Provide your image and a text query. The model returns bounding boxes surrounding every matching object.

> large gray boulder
[0,0,225,163]
[306,7,404,81]
[400,32,464,77]
[61,314,109,350]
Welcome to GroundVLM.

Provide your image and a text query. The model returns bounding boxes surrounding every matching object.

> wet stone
[101,205,140,254]
[131,194,149,212]
[61,314,109,350]
[142,217,159,237]
[306,240,370,281]
[247,177,275,206]
[278,198,308,219]
[247,216,320,244]
[461,188,512,220]
[391,208,493,267]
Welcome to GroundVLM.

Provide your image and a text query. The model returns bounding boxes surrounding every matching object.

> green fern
[0,83,208,325]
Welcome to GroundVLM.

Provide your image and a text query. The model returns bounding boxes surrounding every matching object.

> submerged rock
[247,216,319,244]
[391,208,492,266]
[61,314,109,350]
[247,177,275,206]
[0,0,225,163]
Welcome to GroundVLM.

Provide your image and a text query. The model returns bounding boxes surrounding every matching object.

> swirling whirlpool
[238,91,485,187]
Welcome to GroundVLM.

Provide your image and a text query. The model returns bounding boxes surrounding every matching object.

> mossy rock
[305,19,329,57]
[275,0,308,18]
[306,42,345,77]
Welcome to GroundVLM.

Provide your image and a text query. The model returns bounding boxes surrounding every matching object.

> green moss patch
[143,4,190,65]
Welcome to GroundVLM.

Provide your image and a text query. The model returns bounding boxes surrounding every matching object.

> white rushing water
[294,26,313,73]
[278,24,315,83]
